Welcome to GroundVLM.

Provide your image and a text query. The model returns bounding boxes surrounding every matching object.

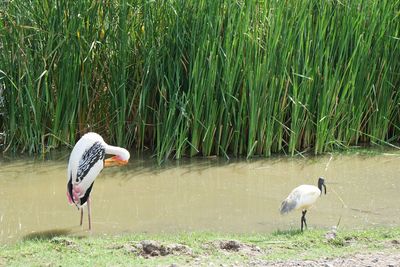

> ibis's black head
[318,177,327,195]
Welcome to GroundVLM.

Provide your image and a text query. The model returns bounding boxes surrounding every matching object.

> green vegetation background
[1,0,399,162]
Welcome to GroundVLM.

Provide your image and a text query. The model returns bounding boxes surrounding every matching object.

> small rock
[167,243,193,255]
[50,237,76,247]
[219,240,241,251]
[141,240,161,254]
[50,237,80,251]
[123,244,137,254]
[136,240,192,257]
[325,226,337,241]
[150,251,159,257]
[139,240,168,256]
[248,260,261,266]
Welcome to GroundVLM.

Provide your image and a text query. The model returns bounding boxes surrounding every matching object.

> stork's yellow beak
[104,156,129,167]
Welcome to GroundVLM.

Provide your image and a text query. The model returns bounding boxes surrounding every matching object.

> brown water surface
[0,152,399,243]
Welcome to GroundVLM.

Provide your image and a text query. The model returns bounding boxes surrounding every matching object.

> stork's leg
[80,208,83,226]
[87,198,92,230]
[301,210,307,231]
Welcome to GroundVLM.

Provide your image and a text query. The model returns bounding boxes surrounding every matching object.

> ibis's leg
[80,208,83,226]
[303,210,307,229]
[301,210,307,231]
[87,198,92,230]
[300,214,303,232]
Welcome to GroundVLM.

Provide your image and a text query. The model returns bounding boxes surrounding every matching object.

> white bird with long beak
[67,132,130,230]
[280,177,327,231]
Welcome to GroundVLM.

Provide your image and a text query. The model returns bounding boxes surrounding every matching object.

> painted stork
[67,132,130,230]
[280,177,327,231]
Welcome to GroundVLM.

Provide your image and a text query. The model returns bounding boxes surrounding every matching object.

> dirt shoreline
[264,251,400,267]
[113,238,400,266]
[189,247,400,267]
[185,251,400,266]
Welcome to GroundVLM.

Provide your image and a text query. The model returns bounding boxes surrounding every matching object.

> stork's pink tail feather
[67,185,83,205]
[66,191,73,204]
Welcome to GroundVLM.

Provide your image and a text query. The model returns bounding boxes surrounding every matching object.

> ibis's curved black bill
[318,177,327,195]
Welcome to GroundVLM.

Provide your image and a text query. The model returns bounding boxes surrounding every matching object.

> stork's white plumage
[280,177,326,231]
[67,132,130,230]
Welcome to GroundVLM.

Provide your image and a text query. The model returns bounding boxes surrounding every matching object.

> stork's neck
[104,144,130,161]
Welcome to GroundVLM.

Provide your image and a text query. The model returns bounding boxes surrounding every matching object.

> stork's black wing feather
[80,182,94,206]
[67,175,75,206]
[75,141,105,183]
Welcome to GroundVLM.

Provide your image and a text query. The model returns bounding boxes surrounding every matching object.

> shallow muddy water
[1,151,400,243]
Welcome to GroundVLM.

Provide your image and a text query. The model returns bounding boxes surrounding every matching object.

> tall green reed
[0,0,399,162]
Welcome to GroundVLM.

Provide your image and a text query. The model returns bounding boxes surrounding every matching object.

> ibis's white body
[280,184,321,214]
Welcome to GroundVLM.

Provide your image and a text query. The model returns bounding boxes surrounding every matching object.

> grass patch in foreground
[1,227,400,266]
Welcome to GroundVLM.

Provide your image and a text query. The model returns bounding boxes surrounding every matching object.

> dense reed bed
[1,0,399,162]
